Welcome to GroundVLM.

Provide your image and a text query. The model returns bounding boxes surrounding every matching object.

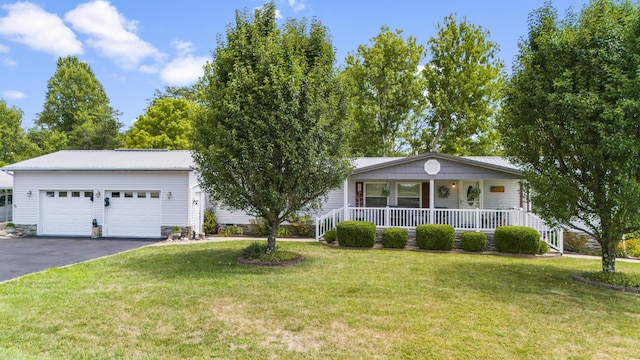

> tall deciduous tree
[421,14,503,155]
[124,97,197,150]
[0,100,39,166]
[343,26,426,156]
[37,56,123,149]
[500,0,640,272]
[193,3,352,253]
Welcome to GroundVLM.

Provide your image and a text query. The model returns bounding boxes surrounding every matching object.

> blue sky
[1,0,588,130]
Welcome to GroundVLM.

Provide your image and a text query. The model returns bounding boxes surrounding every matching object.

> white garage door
[104,190,162,238]
[40,190,95,236]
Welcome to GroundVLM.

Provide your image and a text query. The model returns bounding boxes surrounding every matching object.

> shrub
[203,208,217,234]
[461,232,486,252]
[324,228,337,243]
[381,228,408,249]
[250,217,270,236]
[538,240,550,254]
[564,232,589,253]
[337,221,376,248]
[618,238,640,258]
[220,225,244,237]
[242,241,269,259]
[494,226,540,254]
[289,214,313,237]
[172,225,181,232]
[6,222,14,227]
[277,226,291,238]
[415,224,455,250]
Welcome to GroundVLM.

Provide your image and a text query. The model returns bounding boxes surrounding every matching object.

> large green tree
[500,0,640,272]
[37,56,123,149]
[0,100,39,166]
[420,14,503,155]
[124,97,197,150]
[193,3,352,253]
[342,26,426,156]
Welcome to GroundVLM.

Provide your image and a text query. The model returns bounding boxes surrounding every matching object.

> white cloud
[3,90,25,99]
[0,2,83,57]
[0,44,8,53]
[160,54,207,86]
[65,0,164,69]
[288,0,305,12]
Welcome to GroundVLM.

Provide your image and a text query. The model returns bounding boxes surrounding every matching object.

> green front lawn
[1,241,639,359]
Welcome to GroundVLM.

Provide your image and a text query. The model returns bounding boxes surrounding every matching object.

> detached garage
[2,150,203,238]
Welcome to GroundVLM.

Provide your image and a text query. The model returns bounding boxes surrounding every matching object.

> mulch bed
[572,273,640,295]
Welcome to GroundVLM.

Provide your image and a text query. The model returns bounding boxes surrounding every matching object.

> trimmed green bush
[382,228,408,249]
[494,226,540,254]
[203,208,217,234]
[324,228,337,243]
[538,240,550,254]
[461,232,487,252]
[337,221,376,248]
[415,224,455,250]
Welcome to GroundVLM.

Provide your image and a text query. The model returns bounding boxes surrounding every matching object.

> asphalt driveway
[0,237,159,282]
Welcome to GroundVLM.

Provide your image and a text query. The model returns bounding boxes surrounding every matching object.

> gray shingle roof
[2,150,194,171]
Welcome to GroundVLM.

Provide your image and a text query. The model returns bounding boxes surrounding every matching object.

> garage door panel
[40,190,94,236]
[105,191,162,238]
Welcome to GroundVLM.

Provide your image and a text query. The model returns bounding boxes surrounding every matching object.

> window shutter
[421,182,430,208]
[356,182,363,207]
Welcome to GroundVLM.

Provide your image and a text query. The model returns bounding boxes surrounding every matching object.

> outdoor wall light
[27,190,32,197]
[167,191,172,199]
[95,191,101,198]
[451,182,456,189]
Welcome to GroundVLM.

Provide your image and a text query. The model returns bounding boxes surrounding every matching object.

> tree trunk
[267,220,278,254]
[601,240,617,273]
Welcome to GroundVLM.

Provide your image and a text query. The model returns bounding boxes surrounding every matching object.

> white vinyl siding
[12,171,195,237]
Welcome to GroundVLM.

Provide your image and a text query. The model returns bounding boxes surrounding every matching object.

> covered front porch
[314,153,564,252]
[315,206,564,252]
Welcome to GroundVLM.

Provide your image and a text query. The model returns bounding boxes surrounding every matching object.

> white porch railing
[315,207,563,253]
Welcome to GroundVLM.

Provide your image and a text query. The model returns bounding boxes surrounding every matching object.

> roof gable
[352,153,522,177]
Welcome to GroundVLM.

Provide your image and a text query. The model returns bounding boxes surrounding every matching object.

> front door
[459,181,481,209]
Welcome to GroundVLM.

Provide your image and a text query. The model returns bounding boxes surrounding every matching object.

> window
[150,191,160,198]
[397,183,420,208]
[72,192,80,197]
[111,192,120,198]
[46,191,55,197]
[124,192,133,198]
[59,191,67,197]
[84,192,93,198]
[365,183,388,207]
[137,191,146,198]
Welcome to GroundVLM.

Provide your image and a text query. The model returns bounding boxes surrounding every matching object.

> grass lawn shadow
[118,241,313,280]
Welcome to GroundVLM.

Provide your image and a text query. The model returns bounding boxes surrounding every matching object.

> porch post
[429,179,435,223]
[343,178,349,221]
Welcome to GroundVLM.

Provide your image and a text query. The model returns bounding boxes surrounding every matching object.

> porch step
[375,229,496,252]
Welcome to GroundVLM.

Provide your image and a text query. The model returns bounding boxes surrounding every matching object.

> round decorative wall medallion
[424,159,441,175]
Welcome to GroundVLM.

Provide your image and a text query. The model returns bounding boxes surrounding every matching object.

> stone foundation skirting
[161,226,193,239]
[15,224,37,236]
